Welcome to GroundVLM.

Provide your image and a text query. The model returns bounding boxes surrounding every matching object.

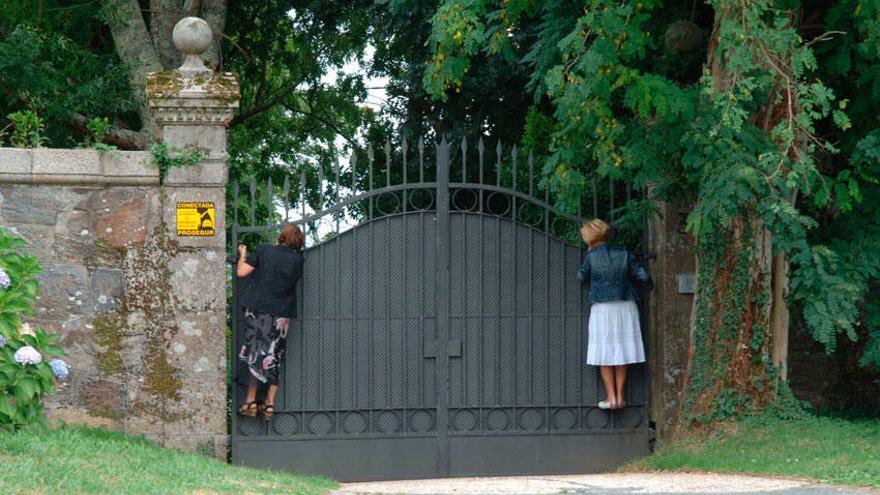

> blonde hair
[581,219,611,247]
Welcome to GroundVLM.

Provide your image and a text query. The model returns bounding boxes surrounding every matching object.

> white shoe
[598,400,613,410]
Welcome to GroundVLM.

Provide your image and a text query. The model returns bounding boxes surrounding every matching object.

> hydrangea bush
[0,227,68,428]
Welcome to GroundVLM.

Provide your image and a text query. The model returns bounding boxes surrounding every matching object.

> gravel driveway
[331,473,879,495]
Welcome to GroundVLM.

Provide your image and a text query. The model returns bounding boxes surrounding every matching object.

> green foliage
[5,110,47,148]
[150,143,206,184]
[422,0,880,377]
[0,17,134,147]
[0,227,66,428]
[0,425,337,494]
[631,413,880,488]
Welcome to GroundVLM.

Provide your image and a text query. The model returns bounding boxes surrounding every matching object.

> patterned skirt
[238,308,287,385]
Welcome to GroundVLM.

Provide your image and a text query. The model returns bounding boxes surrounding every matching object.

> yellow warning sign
[177,202,215,236]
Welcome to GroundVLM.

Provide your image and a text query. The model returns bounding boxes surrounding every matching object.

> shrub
[0,227,67,428]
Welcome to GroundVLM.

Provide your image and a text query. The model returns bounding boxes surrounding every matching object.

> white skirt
[586,300,645,366]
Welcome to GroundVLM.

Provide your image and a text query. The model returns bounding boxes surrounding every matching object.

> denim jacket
[577,243,653,304]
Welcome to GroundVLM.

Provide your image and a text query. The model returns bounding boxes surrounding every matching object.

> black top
[239,244,304,318]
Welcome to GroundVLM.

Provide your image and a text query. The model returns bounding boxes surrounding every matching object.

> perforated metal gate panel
[231,138,649,481]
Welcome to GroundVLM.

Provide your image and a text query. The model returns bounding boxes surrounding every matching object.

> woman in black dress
[236,223,304,420]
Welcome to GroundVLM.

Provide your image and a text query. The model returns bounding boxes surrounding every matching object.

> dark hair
[277,224,304,250]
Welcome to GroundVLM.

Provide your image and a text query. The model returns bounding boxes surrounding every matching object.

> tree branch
[70,114,151,150]
[229,81,303,127]
[102,0,163,135]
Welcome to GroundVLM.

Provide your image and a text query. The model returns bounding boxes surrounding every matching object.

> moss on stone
[92,313,125,376]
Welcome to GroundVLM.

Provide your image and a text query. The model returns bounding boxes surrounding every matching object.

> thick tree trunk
[200,0,228,68]
[151,0,182,69]
[103,0,163,138]
[682,5,795,423]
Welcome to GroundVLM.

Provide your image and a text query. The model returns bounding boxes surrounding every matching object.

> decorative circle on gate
[272,413,299,436]
[452,189,478,212]
[374,192,402,216]
[485,192,511,217]
[552,408,577,430]
[238,416,264,436]
[517,202,545,228]
[486,409,510,431]
[518,408,544,431]
[377,410,401,434]
[407,188,435,211]
[343,411,368,434]
[308,412,334,435]
[584,407,610,429]
[452,409,477,432]
[551,216,579,244]
[409,409,435,433]
[618,407,643,429]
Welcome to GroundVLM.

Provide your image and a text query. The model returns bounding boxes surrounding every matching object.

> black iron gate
[230,137,649,481]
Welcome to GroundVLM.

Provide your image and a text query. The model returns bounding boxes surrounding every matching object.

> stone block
[164,160,228,186]
[81,376,128,418]
[125,412,166,436]
[0,185,64,226]
[167,310,225,374]
[102,151,159,184]
[162,125,228,161]
[33,148,101,183]
[90,268,124,314]
[0,148,33,183]
[35,264,92,321]
[45,405,120,430]
[89,188,152,247]
[163,372,226,436]
[168,250,226,311]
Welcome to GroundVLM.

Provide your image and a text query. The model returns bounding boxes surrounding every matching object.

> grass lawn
[627,414,880,488]
[0,425,337,495]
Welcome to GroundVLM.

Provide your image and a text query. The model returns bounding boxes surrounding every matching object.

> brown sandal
[259,403,275,421]
[238,401,258,417]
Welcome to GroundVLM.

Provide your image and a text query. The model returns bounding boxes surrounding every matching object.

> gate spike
[350,151,358,194]
[318,164,325,209]
[495,141,502,186]
[512,145,518,192]
[592,175,598,219]
[249,177,256,226]
[478,137,485,185]
[385,140,392,187]
[461,136,468,183]
[418,137,425,183]
[402,136,409,184]
[368,143,375,192]
[233,181,239,227]
[334,157,341,205]
[282,176,290,221]
[528,152,534,197]
[300,170,307,238]
[267,177,273,227]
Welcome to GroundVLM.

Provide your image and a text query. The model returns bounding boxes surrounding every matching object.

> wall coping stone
[0,148,158,186]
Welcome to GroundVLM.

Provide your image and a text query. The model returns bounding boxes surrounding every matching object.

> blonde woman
[577,219,652,410]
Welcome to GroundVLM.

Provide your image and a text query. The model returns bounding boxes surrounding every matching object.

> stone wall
[0,148,228,457]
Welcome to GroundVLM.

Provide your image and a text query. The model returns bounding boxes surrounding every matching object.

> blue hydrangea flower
[14,345,42,365]
[49,359,70,379]
[0,268,10,289]
[0,335,6,347]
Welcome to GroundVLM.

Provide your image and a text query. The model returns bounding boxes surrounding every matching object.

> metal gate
[230,137,649,481]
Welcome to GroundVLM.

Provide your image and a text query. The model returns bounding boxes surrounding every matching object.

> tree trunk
[200,0,228,68]
[682,4,795,423]
[151,0,182,69]
[103,0,163,138]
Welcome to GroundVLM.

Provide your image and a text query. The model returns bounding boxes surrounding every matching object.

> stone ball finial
[173,17,213,78]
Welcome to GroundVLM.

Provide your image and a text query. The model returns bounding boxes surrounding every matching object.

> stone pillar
[647,199,696,439]
[146,17,239,457]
